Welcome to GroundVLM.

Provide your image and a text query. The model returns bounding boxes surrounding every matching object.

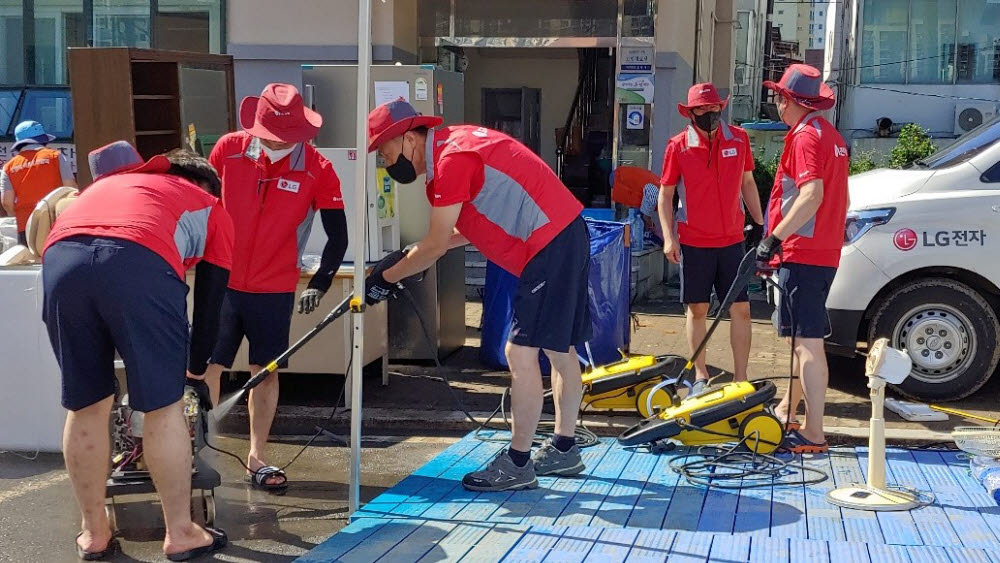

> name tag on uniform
[276,178,300,193]
[721,148,738,158]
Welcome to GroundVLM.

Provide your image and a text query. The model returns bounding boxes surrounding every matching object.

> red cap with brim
[677,83,730,118]
[764,64,835,111]
[88,141,171,182]
[367,99,443,152]
[240,83,322,143]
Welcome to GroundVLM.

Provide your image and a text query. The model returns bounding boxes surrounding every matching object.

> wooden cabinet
[68,48,235,185]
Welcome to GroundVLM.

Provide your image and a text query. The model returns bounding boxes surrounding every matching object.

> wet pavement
[0,435,456,562]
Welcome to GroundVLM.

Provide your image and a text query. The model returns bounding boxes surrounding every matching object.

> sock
[551,434,576,453]
[508,447,531,467]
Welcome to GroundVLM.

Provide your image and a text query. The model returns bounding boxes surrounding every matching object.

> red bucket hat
[88,140,170,182]
[764,64,835,111]
[677,83,730,118]
[367,99,443,153]
[239,83,322,144]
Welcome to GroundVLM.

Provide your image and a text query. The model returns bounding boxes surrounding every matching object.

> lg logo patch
[894,228,917,251]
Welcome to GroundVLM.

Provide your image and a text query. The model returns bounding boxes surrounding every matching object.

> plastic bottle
[970,456,1000,505]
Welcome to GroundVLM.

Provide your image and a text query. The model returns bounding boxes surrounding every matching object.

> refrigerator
[304,65,466,362]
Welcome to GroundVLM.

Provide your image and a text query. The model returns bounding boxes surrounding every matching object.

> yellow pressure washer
[613,248,786,455]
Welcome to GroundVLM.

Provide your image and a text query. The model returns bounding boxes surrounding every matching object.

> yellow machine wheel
[738,412,783,455]
[636,384,673,418]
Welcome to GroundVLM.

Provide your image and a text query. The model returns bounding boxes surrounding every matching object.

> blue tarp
[480,219,631,371]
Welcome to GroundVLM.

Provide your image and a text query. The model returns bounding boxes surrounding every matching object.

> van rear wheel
[869,278,999,401]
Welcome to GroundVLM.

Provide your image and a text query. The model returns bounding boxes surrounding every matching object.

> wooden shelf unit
[68,48,235,185]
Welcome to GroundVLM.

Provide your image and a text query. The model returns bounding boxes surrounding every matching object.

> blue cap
[13,121,56,151]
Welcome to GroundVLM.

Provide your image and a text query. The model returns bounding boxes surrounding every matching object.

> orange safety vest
[3,148,65,232]
[611,165,660,208]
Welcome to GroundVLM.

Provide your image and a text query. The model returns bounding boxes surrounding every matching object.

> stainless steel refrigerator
[304,64,466,362]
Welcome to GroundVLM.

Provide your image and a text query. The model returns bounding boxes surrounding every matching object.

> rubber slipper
[777,418,802,431]
[783,429,828,454]
[76,533,117,561]
[166,526,227,562]
[245,465,288,493]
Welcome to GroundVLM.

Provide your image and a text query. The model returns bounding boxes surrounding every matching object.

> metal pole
[349,0,372,516]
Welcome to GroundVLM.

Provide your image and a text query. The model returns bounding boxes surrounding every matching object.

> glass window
[33,1,86,86]
[156,0,223,53]
[907,0,956,84]
[0,1,24,85]
[818,24,823,31]
[861,0,908,83]
[778,10,784,15]
[982,160,1000,183]
[923,114,1000,169]
[18,88,73,139]
[957,0,1000,83]
[820,10,824,17]
[93,0,150,48]
[0,88,22,135]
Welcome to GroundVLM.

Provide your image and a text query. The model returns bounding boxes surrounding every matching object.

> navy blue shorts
[772,263,837,339]
[679,242,750,305]
[43,236,189,412]
[510,216,592,353]
[211,289,294,368]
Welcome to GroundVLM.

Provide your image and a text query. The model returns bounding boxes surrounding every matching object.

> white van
[827,116,1000,401]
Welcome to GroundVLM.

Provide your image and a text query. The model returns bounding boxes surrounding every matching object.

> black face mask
[693,111,721,133]
[386,140,418,184]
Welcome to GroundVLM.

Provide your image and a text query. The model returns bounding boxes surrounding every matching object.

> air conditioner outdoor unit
[954,102,998,136]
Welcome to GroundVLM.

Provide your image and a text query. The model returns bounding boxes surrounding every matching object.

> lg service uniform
[660,122,755,304]
[43,173,234,412]
[767,112,849,338]
[427,125,591,352]
[208,132,343,367]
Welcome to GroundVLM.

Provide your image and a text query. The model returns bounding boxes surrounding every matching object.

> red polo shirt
[209,132,343,293]
[766,112,849,268]
[660,123,754,248]
[425,125,583,276]
[44,172,234,278]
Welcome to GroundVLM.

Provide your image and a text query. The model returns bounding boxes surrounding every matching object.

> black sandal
[245,465,288,493]
[166,526,227,562]
[75,532,117,561]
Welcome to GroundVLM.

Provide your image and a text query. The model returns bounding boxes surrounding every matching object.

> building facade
[827,0,1000,152]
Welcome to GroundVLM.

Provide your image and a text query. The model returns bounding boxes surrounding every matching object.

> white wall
[461,48,579,170]
[841,84,1000,138]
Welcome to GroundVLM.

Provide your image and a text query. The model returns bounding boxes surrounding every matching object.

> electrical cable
[397,286,599,449]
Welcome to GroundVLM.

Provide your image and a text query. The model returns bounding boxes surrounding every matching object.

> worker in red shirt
[199,84,348,492]
[1,121,77,244]
[42,141,232,560]
[658,83,765,396]
[756,64,850,453]
[365,100,591,492]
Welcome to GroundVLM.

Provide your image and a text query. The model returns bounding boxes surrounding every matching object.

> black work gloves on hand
[297,288,325,314]
[364,250,406,305]
[745,222,764,251]
[755,234,782,272]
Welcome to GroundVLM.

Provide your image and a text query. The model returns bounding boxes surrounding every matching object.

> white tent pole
[349,0,373,516]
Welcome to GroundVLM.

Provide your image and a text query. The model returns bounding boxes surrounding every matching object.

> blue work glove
[364,250,406,305]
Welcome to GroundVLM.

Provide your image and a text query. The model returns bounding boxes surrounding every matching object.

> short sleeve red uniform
[424,125,583,276]
[660,123,754,248]
[766,113,849,267]
[44,172,234,277]
[209,132,343,293]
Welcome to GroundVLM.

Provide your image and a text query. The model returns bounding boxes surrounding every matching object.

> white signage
[626,105,645,130]
[374,81,410,107]
[620,46,654,73]
[616,74,655,104]
[414,77,429,101]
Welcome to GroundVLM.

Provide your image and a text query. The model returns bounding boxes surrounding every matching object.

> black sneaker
[461,449,539,492]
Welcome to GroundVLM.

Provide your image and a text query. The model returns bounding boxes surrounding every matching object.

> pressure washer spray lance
[213,294,357,421]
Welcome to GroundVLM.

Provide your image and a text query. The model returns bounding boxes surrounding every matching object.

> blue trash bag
[480,218,631,372]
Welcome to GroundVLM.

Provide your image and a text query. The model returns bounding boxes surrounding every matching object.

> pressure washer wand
[242,295,356,393]
[683,249,758,373]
